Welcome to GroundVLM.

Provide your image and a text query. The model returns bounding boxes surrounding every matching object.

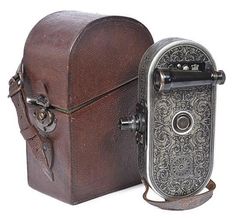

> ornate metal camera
[119,38,225,210]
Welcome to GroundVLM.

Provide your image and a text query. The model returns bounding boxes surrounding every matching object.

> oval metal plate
[138,38,216,199]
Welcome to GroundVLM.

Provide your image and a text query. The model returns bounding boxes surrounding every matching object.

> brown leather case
[17,11,153,204]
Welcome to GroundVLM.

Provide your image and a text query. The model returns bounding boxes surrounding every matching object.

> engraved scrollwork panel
[150,45,214,197]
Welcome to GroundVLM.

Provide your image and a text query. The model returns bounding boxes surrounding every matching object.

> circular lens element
[172,112,193,135]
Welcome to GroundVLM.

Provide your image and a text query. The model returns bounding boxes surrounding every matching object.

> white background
[0,0,235,217]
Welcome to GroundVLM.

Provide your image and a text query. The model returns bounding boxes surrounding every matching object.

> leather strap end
[42,165,54,182]
[9,62,54,182]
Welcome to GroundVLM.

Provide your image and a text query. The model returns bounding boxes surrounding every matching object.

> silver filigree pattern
[150,45,214,197]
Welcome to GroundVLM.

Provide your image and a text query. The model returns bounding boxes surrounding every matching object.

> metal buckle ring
[8,63,24,97]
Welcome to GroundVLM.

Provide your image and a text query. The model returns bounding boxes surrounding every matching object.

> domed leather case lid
[23,11,153,110]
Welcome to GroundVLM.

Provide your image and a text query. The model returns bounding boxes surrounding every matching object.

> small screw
[183,65,189,71]
[38,110,47,121]
[177,63,182,69]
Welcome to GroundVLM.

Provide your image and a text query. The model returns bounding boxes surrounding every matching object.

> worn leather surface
[71,80,139,203]
[21,11,154,204]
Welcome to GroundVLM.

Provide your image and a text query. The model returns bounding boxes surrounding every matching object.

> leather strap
[9,63,54,181]
[142,179,216,210]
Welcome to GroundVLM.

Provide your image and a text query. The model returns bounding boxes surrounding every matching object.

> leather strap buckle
[9,62,54,181]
